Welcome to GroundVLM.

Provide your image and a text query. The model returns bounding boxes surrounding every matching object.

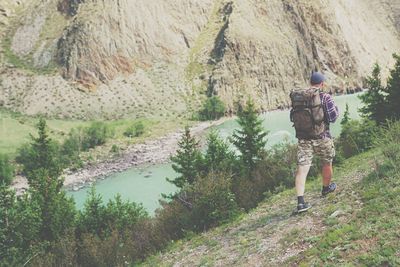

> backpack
[289,88,326,139]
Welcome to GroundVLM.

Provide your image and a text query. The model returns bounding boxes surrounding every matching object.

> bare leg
[322,162,333,186]
[295,164,311,196]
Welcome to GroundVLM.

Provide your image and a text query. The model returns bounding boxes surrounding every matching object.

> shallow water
[68,93,363,214]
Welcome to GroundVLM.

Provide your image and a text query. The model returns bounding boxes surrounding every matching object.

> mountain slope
[0,0,399,119]
[140,149,400,266]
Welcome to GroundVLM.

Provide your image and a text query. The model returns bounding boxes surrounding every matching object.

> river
[68,93,363,214]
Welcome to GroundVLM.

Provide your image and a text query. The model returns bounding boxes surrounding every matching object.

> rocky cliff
[0,0,399,118]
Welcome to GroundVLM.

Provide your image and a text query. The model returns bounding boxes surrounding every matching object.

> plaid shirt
[319,91,339,139]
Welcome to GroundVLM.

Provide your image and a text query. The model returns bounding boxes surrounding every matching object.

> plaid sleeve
[321,93,339,123]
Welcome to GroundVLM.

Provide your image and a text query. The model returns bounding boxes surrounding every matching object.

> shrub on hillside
[155,198,192,241]
[157,172,240,236]
[82,122,113,150]
[0,154,14,186]
[198,96,226,121]
[338,119,378,158]
[373,121,400,171]
[123,121,145,138]
[200,130,236,175]
[260,142,298,192]
[188,172,240,231]
[77,189,147,238]
[60,128,84,169]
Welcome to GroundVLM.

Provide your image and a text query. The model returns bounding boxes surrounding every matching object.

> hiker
[290,72,339,213]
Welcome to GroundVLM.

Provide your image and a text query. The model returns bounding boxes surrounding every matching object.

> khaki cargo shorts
[297,138,335,166]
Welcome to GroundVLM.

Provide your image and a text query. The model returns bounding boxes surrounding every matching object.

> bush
[198,96,226,121]
[123,121,145,138]
[338,119,378,158]
[0,154,14,186]
[82,122,113,150]
[154,198,192,241]
[261,142,298,191]
[110,144,120,154]
[373,121,400,171]
[60,128,84,169]
[201,130,236,175]
[188,172,240,231]
[77,189,148,238]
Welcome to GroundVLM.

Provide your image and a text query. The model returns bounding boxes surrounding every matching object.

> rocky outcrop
[57,0,213,87]
[0,0,399,118]
[203,0,360,111]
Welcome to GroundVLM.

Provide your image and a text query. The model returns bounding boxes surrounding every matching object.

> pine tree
[167,127,203,189]
[204,130,234,173]
[358,63,388,124]
[230,99,268,174]
[386,53,400,120]
[340,103,351,126]
[16,118,62,182]
[29,168,76,242]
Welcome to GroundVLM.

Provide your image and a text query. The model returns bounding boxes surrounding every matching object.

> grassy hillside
[140,148,400,266]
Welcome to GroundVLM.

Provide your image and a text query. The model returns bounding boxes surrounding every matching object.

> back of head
[310,72,326,85]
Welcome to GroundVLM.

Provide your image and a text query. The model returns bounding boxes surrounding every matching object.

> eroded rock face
[0,0,399,118]
[201,0,359,110]
[57,0,213,87]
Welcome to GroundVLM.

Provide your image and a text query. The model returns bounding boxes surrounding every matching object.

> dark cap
[310,72,326,85]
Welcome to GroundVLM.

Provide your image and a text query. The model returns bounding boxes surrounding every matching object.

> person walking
[290,72,339,213]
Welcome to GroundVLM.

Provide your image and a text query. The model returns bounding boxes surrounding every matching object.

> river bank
[11,117,230,194]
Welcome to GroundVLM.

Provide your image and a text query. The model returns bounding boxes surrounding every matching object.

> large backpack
[290,88,326,139]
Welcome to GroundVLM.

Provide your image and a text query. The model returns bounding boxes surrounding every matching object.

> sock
[297,196,305,204]
[322,185,329,191]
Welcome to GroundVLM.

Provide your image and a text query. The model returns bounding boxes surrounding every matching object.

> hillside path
[143,162,371,266]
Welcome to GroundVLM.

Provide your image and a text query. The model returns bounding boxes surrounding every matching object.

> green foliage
[338,119,378,158]
[198,96,226,121]
[188,172,240,231]
[262,142,298,191]
[340,103,350,126]
[157,172,240,235]
[359,54,400,124]
[77,188,107,237]
[203,130,236,174]
[110,144,120,154]
[60,128,84,169]
[29,169,76,242]
[123,121,145,137]
[386,53,400,121]
[373,120,400,171]
[358,63,388,124]
[155,198,192,241]
[0,185,43,266]
[167,127,203,189]
[75,189,151,266]
[78,188,148,238]
[16,118,62,182]
[0,154,14,186]
[231,142,296,210]
[82,122,113,150]
[230,99,268,174]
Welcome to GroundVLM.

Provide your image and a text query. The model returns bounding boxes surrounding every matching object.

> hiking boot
[297,202,312,213]
[322,182,337,196]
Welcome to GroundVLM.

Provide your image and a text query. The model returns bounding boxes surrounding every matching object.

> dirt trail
[11,117,230,194]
